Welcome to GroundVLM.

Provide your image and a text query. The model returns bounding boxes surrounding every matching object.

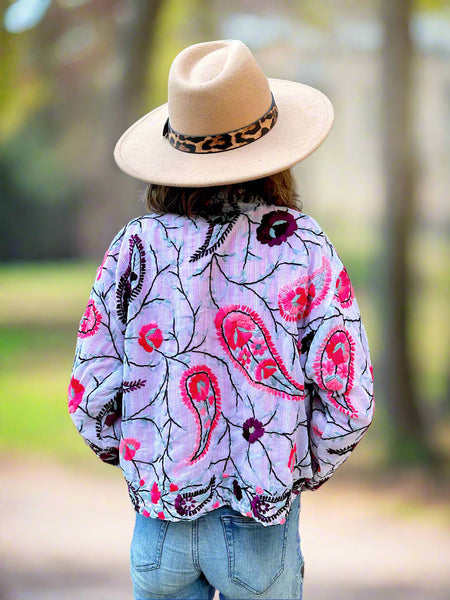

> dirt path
[1,456,449,600]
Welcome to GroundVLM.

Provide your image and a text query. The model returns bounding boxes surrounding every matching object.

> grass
[0,261,97,462]
[0,261,96,326]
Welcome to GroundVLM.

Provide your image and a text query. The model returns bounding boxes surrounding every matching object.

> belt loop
[191,518,201,571]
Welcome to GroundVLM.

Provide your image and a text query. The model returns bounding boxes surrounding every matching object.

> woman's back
[70,194,373,525]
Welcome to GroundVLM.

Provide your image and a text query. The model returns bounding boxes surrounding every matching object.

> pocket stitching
[221,515,288,594]
[132,519,169,572]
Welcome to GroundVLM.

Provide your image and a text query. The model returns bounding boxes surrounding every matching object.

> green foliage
[414,0,450,10]
[0,326,84,459]
[145,0,213,108]
[146,0,192,108]
[0,260,96,326]
[0,119,81,260]
[0,25,49,141]
[0,261,96,461]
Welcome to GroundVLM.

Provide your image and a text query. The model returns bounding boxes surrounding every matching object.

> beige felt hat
[114,39,334,187]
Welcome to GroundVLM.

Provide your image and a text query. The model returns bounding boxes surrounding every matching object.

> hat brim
[114,79,334,187]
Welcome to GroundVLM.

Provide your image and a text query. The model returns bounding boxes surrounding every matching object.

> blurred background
[0,0,449,599]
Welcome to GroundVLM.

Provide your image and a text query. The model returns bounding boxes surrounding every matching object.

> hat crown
[168,40,272,136]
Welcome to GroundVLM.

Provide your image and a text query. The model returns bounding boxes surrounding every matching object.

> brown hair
[145,170,301,216]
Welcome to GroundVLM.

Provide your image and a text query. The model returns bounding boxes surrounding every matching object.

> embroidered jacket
[69,195,374,525]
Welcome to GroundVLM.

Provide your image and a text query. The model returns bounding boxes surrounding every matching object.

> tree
[75,0,167,256]
[379,0,436,464]
[114,0,165,137]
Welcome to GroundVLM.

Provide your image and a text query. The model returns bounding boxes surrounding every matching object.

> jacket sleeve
[298,242,374,490]
[68,227,128,465]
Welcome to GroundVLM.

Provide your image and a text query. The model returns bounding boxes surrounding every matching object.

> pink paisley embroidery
[313,326,357,418]
[215,305,304,401]
[78,299,102,338]
[68,377,84,413]
[138,323,163,353]
[255,358,277,381]
[223,311,255,350]
[278,285,310,321]
[180,366,221,463]
[335,268,354,308]
[278,256,332,322]
[326,331,349,365]
[188,372,210,402]
[119,437,140,460]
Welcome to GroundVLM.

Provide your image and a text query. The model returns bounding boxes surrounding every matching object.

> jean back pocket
[131,514,169,572]
[221,515,288,594]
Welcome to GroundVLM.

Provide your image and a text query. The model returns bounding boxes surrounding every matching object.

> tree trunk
[77,0,166,256]
[380,0,434,463]
[115,0,166,134]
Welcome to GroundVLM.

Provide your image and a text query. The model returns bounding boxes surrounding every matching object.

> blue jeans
[130,496,303,599]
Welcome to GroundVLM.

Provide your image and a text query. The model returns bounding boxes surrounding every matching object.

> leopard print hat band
[163,95,279,154]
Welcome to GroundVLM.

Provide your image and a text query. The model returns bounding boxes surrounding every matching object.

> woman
[69,39,374,600]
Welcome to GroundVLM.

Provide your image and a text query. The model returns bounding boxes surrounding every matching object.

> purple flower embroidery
[256,211,297,246]
[242,417,264,443]
[175,494,197,516]
[251,495,270,516]
[250,490,291,523]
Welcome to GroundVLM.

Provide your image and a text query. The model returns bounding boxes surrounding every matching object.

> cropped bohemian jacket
[69,194,374,526]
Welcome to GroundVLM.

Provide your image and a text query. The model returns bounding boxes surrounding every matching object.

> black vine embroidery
[86,440,119,466]
[127,480,142,511]
[95,393,122,438]
[116,234,146,323]
[190,217,239,263]
[292,478,307,494]
[189,189,269,262]
[327,442,359,456]
[122,379,147,393]
[305,475,332,491]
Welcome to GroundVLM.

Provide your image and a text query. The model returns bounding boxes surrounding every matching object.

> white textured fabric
[69,200,374,525]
